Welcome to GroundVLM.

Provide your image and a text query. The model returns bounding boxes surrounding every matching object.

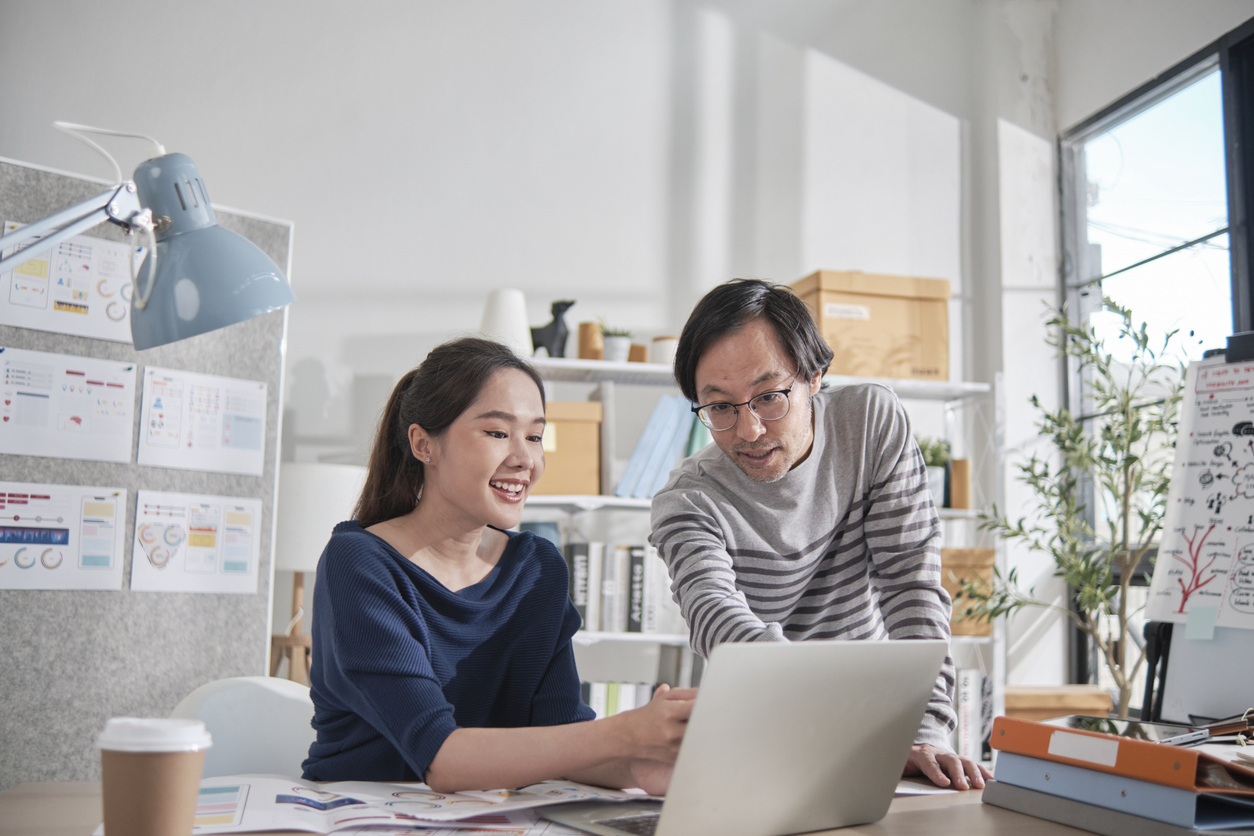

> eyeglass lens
[699,389,791,431]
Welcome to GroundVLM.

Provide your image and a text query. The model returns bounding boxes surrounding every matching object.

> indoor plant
[599,321,633,363]
[954,300,1185,718]
[916,435,951,509]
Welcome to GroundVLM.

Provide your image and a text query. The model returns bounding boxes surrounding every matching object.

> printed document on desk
[89,774,651,834]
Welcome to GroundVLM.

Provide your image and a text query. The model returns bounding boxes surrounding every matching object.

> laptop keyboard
[597,812,661,835]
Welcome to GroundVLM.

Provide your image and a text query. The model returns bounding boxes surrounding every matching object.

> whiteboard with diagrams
[1146,356,1254,632]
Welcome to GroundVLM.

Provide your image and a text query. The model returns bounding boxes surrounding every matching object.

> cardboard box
[941,548,995,637]
[791,270,950,381]
[1004,685,1113,723]
[533,401,602,496]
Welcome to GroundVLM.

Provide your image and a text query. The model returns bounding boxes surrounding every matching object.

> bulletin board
[0,157,291,790]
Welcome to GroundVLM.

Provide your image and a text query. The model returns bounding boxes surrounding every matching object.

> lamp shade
[274,462,367,573]
[130,153,295,350]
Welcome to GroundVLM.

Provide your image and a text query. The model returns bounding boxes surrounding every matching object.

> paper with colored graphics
[137,366,268,476]
[130,490,261,594]
[0,481,126,591]
[0,346,136,463]
[0,220,144,343]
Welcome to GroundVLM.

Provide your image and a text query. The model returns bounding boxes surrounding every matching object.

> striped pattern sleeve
[863,408,956,748]
[651,491,790,657]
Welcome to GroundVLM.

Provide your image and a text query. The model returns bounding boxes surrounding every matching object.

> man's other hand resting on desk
[904,743,992,790]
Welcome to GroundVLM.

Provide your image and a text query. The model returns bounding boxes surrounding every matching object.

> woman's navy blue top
[301,521,593,782]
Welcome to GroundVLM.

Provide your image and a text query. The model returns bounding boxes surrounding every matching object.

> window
[1058,18,1254,689]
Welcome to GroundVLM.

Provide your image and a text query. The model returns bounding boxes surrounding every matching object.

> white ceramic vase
[480,289,533,355]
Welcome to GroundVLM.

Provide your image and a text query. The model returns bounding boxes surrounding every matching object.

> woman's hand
[628,758,674,796]
[617,683,697,764]
[902,743,992,790]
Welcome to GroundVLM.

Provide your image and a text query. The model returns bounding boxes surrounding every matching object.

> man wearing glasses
[649,278,991,791]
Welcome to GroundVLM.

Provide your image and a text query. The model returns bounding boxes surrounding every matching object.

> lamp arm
[0,182,148,274]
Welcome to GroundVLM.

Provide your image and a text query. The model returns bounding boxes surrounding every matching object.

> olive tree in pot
[954,300,1186,718]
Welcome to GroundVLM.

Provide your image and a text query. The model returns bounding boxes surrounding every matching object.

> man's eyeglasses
[691,372,801,431]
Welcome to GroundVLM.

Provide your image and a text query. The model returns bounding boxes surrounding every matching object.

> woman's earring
[425,456,431,463]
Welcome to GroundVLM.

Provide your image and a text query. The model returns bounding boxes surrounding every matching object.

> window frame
[1057,17,1254,685]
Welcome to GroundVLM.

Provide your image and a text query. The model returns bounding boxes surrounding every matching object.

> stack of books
[580,681,659,719]
[614,394,711,499]
[983,715,1254,836]
[563,542,687,635]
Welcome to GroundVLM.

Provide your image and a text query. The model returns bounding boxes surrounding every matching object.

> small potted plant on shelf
[953,299,1185,719]
[599,321,633,363]
[916,435,950,509]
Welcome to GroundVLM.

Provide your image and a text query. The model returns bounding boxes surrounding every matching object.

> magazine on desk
[89,774,652,835]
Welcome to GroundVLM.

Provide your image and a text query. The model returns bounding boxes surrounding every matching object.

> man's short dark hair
[673,278,834,403]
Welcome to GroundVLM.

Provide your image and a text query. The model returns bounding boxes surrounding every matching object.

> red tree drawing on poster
[1175,524,1218,613]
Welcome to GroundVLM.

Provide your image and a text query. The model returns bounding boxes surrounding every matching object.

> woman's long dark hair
[354,337,545,527]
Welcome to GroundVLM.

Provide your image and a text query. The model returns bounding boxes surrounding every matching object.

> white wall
[3,0,1254,690]
[1054,0,1254,131]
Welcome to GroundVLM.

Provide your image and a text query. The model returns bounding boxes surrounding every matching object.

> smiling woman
[301,337,696,794]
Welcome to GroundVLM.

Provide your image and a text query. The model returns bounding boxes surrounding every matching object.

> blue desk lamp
[0,125,294,349]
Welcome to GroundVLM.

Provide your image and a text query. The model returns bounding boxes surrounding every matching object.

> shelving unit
[527,357,1004,730]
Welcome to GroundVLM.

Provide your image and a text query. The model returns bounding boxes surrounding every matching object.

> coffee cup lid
[97,717,213,753]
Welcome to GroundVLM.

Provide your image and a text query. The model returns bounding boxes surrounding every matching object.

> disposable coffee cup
[97,717,212,836]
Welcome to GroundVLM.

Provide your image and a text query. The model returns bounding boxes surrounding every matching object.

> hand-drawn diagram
[1148,359,1254,629]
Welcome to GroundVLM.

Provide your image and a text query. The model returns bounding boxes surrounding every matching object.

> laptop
[539,638,947,836]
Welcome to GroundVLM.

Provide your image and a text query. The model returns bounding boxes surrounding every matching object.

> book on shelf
[566,542,685,637]
[641,544,686,635]
[990,715,1254,791]
[584,543,604,634]
[581,681,656,719]
[626,545,646,633]
[686,417,712,455]
[953,667,992,762]
[640,398,695,498]
[982,779,1254,836]
[563,541,590,623]
[632,394,687,499]
[991,750,1254,831]
[600,545,631,633]
[614,394,677,498]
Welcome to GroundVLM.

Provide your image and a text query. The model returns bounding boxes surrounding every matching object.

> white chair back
[171,675,316,778]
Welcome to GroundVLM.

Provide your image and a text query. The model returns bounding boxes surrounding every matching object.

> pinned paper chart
[0,346,136,463]
[137,366,268,476]
[130,490,262,594]
[0,220,143,343]
[1147,356,1254,631]
[0,482,126,591]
